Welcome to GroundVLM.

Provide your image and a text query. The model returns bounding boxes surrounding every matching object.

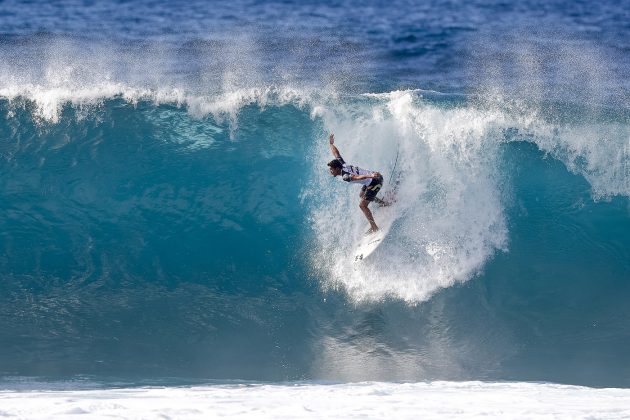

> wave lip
[0,82,313,124]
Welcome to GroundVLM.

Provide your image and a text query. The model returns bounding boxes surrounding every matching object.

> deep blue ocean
[0,0,629,388]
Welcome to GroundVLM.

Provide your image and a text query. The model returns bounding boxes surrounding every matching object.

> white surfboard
[353,204,396,263]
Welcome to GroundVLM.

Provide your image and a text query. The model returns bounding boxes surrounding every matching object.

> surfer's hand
[329,134,334,144]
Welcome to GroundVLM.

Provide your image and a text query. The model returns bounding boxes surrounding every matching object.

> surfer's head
[327,159,343,176]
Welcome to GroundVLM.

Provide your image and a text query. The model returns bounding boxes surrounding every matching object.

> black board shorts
[361,175,383,201]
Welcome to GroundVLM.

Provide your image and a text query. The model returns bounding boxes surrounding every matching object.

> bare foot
[365,227,379,235]
[374,197,392,207]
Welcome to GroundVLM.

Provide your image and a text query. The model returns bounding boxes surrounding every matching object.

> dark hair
[327,159,342,170]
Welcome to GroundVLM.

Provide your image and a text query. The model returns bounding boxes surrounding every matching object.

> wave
[2,0,630,387]
[2,83,629,304]
[2,74,630,384]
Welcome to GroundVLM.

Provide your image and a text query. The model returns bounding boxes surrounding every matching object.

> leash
[388,147,400,185]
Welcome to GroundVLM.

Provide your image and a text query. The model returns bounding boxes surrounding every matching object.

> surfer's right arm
[329,133,342,159]
[351,172,381,181]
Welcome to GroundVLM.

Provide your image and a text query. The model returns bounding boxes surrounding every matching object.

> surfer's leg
[363,175,386,208]
[360,199,379,232]
[360,176,384,232]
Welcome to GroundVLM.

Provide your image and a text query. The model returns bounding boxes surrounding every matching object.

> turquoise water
[0,0,629,388]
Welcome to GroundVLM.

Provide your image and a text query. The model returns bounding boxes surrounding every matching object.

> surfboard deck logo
[354,236,383,261]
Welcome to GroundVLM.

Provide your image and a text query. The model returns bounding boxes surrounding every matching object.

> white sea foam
[310,83,630,303]
[310,90,511,303]
[1,381,629,419]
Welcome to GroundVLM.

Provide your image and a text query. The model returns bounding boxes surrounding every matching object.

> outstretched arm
[329,134,341,158]
[350,172,381,181]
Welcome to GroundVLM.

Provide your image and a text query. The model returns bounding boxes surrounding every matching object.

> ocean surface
[1,0,629,406]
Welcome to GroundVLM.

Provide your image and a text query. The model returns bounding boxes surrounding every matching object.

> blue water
[0,0,629,388]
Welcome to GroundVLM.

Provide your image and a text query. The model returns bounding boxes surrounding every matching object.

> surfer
[327,133,387,234]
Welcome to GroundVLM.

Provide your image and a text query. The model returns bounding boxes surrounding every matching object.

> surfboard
[352,201,396,263]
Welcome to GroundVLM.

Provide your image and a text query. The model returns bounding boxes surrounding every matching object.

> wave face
[1,0,630,387]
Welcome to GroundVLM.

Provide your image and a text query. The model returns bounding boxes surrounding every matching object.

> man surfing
[327,133,388,234]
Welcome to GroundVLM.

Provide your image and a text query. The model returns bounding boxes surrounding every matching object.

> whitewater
[1,0,630,417]
[2,381,630,419]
